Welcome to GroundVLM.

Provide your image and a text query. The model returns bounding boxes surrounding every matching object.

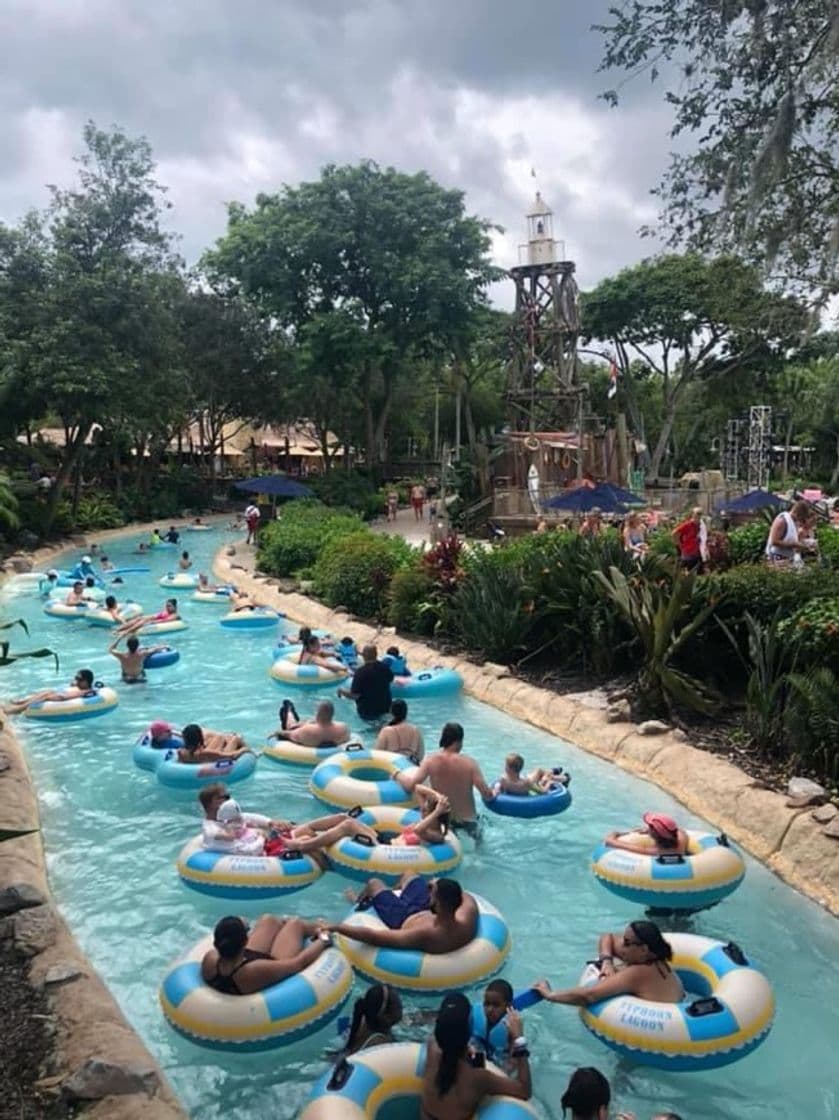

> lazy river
[2,526,838,1119]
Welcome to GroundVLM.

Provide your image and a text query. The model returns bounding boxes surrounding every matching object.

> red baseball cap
[643,811,678,839]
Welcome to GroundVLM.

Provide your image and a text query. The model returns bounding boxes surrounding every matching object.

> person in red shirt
[671,506,704,572]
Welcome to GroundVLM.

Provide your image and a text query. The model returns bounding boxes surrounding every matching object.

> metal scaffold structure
[720,406,773,488]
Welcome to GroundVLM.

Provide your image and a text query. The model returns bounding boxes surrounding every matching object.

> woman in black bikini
[421,993,531,1120]
[201,915,331,996]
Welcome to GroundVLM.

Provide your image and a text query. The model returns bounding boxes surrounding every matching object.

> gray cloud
[0,0,674,298]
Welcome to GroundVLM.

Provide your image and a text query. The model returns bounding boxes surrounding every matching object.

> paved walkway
[369,505,432,547]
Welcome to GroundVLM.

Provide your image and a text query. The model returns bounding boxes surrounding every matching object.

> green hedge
[778,598,839,669]
[257,502,365,577]
[313,532,414,618]
[727,521,768,566]
[307,471,383,521]
[387,563,438,635]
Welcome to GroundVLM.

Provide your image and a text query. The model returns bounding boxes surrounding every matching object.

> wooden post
[616,412,629,487]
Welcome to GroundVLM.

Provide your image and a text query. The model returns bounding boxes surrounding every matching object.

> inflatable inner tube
[270,655,348,689]
[176,835,323,899]
[24,686,119,723]
[143,647,180,670]
[262,739,348,769]
[334,892,510,992]
[486,775,572,820]
[309,747,417,811]
[579,932,774,1071]
[132,729,257,790]
[160,935,352,1050]
[220,607,281,630]
[138,618,188,636]
[591,830,746,911]
[159,573,199,589]
[326,805,462,883]
[299,1042,540,1120]
[391,667,463,699]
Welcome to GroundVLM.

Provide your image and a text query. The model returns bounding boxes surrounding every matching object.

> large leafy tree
[582,254,807,480]
[205,161,502,470]
[597,1,839,298]
[180,288,287,484]
[0,123,181,530]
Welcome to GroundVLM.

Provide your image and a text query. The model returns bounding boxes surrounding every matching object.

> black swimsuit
[207,949,273,995]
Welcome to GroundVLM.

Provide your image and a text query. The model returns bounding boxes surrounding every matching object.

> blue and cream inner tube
[272,629,331,659]
[579,932,774,1070]
[487,775,572,820]
[270,655,348,688]
[186,523,212,531]
[84,602,143,628]
[309,747,417,811]
[192,587,235,604]
[299,1042,539,1120]
[263,739,348,768]
[591,830,746,911]
[132,730,257,790]
[24,686,119,723]
[138,618,188,636]
[160,936,352,1051]
[327,805,462,882]
[149,540,176,550]
[144,646,180,670]
[176,835,323,899]
[43,601,93,621]
[391,667,463,699]
[335,892,510,992]
[220,607,281,630]
[160,572,199,589]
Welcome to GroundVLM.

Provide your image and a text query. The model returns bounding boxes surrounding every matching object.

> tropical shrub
[451,552,534,661]
[72,491,126,531]
[423,535,465,592]
[308,470,383,521]
[387,563,438,635]
[777,598,839,670]
[815,524,839,569]
[727,520,769,566]
[595,565,720,716]
[785,668,839,788]
[257,502,365,577]
[709,565,839,628]
[647,529,676,558]
[313,532,414,618]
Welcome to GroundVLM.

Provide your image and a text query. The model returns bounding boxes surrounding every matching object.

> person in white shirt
[197,785,378,864]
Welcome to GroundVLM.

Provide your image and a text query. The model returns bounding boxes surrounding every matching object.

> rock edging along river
[214,545,839,918]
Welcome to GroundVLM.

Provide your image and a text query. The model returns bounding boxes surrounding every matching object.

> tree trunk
[43,422,94,535]
[648,397,678,482]
[831,433,839,486]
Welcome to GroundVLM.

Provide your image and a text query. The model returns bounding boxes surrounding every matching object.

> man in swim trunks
[108,634,168,684]
[338,644,394,721]
[397,722,494,840]
[330,874,478,954]
[4,669,95,714]
[268,699,350,748]
[64,580,89,606]
[177,723,253,764]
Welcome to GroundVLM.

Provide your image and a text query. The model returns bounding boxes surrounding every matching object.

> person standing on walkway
[245,503,261,544]
[386,488,399,523]
[338,644,394,722]
[410,482,426,522]
[671,506,704,572]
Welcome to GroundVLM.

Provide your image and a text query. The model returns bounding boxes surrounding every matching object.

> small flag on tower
[607,358,619,400]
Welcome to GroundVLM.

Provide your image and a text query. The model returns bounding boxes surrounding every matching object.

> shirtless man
[534,921,684,1007]
[268,699,350,748]
[177,723,252,764]
[4,669,95,714]
[108,634,167,684]
[397,722,493,839]
[64,580,90,606]
[604,812,688,857]
[230,589,262,612]
[331,875,478,954]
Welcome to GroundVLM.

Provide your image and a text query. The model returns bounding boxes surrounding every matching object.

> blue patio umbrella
[714,489,786,515]
[233,475,313,499]
[543,482,645,514]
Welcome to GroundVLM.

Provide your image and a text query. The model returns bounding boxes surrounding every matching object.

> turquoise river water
[1,526,837,1120]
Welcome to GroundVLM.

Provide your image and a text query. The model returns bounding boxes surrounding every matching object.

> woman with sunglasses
[4,669,95,715]
[533,921,684,1006]
[201,914,332,996]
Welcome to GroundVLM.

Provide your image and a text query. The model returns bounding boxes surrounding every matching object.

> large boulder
[0,882,47,916]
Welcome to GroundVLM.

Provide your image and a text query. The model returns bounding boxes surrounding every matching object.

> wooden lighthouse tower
[505,191,582,432]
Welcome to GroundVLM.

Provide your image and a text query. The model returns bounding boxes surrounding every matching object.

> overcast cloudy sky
[0,0,675,303]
